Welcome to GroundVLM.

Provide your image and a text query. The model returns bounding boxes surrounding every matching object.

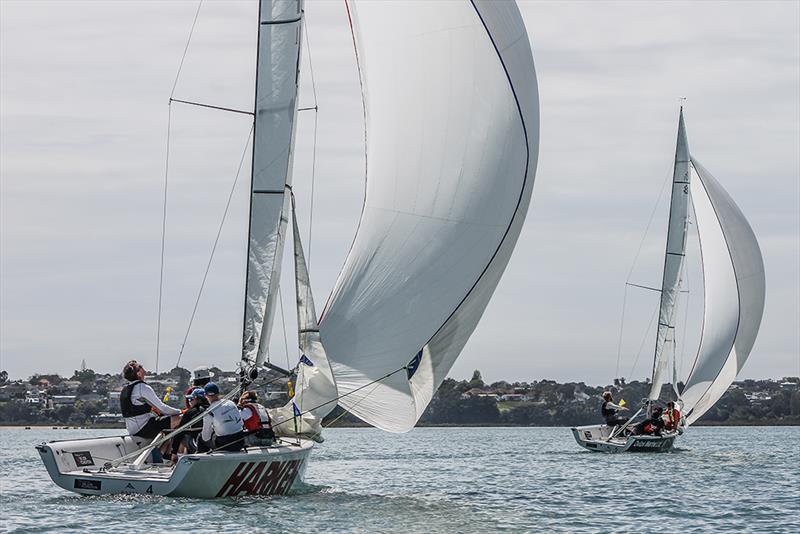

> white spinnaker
[319,0,539,433]
[242,0,303,367]
[680,159,765,425]
[270,201,338,438]
[649,109,690,400]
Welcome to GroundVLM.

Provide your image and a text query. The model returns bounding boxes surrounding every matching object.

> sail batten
[320,0,539,433]
[242,0,304,368]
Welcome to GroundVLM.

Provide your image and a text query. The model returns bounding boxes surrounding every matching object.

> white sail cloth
[269,202,338,440]
[242,0,303,367]
[679,159,765,425]
[319,0,539,432]
[649,110,691,400]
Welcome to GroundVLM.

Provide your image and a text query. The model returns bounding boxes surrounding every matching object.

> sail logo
[216,459,303,497]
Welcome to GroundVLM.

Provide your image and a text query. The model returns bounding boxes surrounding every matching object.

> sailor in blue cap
[170,387,209,462]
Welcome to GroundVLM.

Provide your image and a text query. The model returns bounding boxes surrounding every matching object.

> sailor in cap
[184,366,215,409]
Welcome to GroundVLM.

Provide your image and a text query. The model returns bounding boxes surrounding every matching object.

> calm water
[1,426,798,533]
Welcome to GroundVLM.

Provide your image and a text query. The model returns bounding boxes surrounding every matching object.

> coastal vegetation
[1,368,798,427]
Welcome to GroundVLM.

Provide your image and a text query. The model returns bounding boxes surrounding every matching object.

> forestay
[679,159,765,425]
[269,201,338,439]
[649,109,691,400]
[320,0,539,432]
[242,0,304,368]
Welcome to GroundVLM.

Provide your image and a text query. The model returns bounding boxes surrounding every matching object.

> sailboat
[572,108,766,453]
[37,0,539,496]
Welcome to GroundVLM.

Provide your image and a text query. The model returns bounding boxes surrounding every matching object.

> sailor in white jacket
[120,360,181,439]
[199,382,246,452]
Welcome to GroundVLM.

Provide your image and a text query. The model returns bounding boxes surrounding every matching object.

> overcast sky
[1,1,798,384]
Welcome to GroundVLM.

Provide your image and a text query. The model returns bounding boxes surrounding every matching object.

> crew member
[185,366,214,409]
[120,360,181,440]
[238,390,275,445]
[170,387,209,463]
[601,391,629,427]
[634,407,665,436]
[663,401,681,431]
[199,382,246,452]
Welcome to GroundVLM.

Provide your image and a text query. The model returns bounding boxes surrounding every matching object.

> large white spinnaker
[269,200,338,439]
[679,159,765,425]
[319,0,539,433]
[242,0,304,368]
[649,109,691,400]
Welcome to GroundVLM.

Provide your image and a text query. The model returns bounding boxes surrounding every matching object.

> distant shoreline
[3,421,798,430]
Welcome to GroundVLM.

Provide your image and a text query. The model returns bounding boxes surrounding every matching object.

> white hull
[36,434,313,498]
[571,424,677,453]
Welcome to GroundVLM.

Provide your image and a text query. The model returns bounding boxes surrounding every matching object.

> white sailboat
[37,0,539,497]
[572,108,766,453]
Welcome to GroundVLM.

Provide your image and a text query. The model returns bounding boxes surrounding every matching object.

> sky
[1,1,798,385]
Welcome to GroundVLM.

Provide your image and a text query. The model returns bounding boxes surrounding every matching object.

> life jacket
[120,381,152,418]
[601,401,615,418]
[664,408,681,429]
[241,402,271,432]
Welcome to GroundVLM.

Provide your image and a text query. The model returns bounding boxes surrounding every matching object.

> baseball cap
[204,382,220,396]
[186,387,206,400]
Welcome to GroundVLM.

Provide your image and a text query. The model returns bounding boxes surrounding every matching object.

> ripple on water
[1,426,799,533]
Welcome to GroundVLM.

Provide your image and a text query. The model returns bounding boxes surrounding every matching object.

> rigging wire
[278,286,292,370]
[614,170,673,381]
[174,125,255,368]
[170,1,204,100]
[628,303,660,381]
[155,0,203,374]
[155,106,172,375]
[303,20,320,270]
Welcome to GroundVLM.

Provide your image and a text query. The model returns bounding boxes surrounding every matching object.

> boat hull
[571,424,676,453]
[36,434,313,498]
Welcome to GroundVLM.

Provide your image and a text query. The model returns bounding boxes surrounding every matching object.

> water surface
[1,426,798,533]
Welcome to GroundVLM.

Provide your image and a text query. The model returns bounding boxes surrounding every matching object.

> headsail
[319,0,539,433]
[242,0,304,368]
[649,109,691,401]
[269,199,338,439]
[679,159,765,425]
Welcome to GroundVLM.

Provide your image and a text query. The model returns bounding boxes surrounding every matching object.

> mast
[241,0,304,374]
[648,108,691,401]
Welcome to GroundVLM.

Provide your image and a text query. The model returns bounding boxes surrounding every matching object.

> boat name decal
[216,459,303,497]
[632,439,672,449]
[74,478,101,491]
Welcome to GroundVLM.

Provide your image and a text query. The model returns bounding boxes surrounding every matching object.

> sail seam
[408,0,533,419]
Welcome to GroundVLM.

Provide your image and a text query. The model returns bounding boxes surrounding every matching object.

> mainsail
[649,109,691,400]
[242,0,304,368]
[319,0,539,433]
[679,159,765,425]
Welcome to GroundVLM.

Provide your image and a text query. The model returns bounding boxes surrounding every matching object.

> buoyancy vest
[664,408,681,429]
[601,401,615,418]
[241,402,271,432]
[120,381,152,418]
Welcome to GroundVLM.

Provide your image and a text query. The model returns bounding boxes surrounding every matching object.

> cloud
[1,1,797,385]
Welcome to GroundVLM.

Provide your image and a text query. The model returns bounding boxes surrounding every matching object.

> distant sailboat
[37,0,539,496]
[572,108,766,453]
